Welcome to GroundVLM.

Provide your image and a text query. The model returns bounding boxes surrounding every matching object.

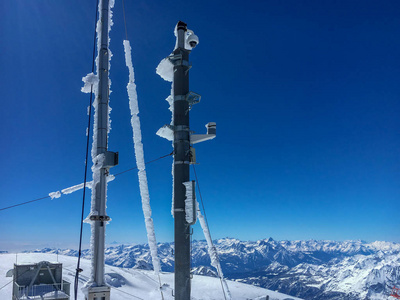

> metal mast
[171,21,216,300]
[173,21,192,300]
[158,20,215,300]
[87,0,117,299]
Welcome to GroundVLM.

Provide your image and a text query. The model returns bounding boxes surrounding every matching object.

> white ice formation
[49,191,61,200]
[183,181,196,224]
[197,203,232,299]
[123,39,161,274]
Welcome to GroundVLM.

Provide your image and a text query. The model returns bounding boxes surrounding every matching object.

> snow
[197,207,232,299]
[156,33,176,219]
[61,175,114,195]
[123,39,161,275]
[0,253,300,300]
[183,181,196,224]
[62,182,90,195]
[83,0,115,288]
[49,191,61,200]
[81,72,98,94]
[156,125,174,141]
[156,57,174,82]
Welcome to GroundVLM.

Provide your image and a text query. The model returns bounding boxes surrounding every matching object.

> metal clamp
[174,92,201,112]
[168,54,190,67]
[89,215,111,221]
[175,125,190,132]
[174,161,190,165]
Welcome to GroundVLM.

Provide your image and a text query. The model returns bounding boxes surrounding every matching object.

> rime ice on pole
[60,175,114,195]
[49,191,61,200]
[123,39,161,275]
[80,0,115,289]
[156,58,174,82]
[81,72,99,94]
[197,207,232,299]
[183,181,196,224]
[156,48,175,218]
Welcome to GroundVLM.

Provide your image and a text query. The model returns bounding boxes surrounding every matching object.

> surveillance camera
[187,33,199,48]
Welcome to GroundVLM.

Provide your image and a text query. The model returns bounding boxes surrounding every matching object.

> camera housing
[186,33,199,48]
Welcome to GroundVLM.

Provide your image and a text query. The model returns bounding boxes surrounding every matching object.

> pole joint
[89,215,111,222]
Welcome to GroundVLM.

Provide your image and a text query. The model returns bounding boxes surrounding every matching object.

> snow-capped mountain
[28,238,400,299]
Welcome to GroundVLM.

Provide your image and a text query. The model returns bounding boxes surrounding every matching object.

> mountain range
[28,238,400,299]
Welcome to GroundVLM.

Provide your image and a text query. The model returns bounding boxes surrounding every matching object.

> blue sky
[1,0,399,251]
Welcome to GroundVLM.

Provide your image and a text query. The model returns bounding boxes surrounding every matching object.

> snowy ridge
[0,253,300,300]
[28,238,400,300]
[123,39,161,275]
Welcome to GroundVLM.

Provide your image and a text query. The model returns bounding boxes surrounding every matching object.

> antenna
[158,21,216,300]
[85,0,118,299]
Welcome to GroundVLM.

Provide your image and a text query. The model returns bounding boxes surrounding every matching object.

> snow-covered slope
[0,253,302,300]
[10,238,400,299]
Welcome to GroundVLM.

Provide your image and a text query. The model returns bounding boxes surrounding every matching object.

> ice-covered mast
[82,0,117,299]
[157,21,216,300]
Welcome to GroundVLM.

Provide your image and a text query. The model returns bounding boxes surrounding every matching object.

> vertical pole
[93,0,109,286]
[87,0,111,299]
[173,21,191,300]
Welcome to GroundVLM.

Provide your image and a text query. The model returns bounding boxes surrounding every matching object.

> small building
[6,261,70,300]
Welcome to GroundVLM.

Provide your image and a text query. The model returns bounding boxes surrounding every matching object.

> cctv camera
[187,33,199,48]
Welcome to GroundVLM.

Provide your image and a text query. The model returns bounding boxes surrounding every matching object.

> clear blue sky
[1,0,399,251]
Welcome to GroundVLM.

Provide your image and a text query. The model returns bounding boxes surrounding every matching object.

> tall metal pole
[173,21,191,300]
[87,0,117,299]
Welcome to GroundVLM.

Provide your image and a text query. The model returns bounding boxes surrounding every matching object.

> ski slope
[0,253,302,300]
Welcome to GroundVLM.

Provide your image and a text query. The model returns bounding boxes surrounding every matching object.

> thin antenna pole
[86,0,117,298]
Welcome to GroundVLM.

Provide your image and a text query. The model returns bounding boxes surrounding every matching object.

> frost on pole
[61,175,115,195]
[83,0,115,287]
[197,206,232,299]
[183,181,196,224]
[81,72,99,94]
[156,58,174,82]
[123,39,161,274]
[49,191,61,200]
[156,39,176,218]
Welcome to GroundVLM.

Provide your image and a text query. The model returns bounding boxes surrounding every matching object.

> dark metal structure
[167,21,215,300]
[172,21,192,300]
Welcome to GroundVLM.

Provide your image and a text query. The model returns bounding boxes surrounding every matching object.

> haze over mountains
[16,238,400,300]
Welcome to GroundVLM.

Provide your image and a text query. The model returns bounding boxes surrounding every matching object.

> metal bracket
[89,215,111,222]
[88,286,111,300]
[190,122,216,144]
[174,161,190,165]
[189,147,197,164]
[168,54,190,67]
[104,151,118,168]
[175,125,190,132]
[174,92,201,113]
[186,92,201,110]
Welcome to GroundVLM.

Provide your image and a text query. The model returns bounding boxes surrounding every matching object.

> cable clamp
[175,125,190,132]
[167,54,190,67]
[174,161,190,165]
[89,215,111,221]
